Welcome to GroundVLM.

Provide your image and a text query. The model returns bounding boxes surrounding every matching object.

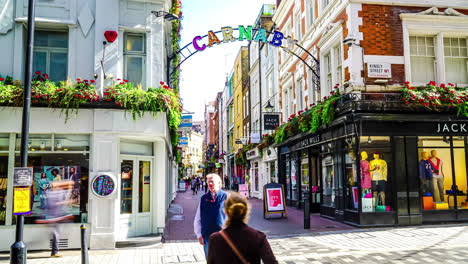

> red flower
[0,78,4,82]
[405,81,410,86]
[90,80,95,84]
[74,94,79,97]
[164,85,169,89]
[124,80,128,83]
[84,80,88,83]
[35,71,41,75]
[160,81,165,85]
[117,78,121,81]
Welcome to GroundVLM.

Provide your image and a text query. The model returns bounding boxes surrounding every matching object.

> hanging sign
[13,167,33,186]
[178,115,193,131]
[250,133,260,144]
[263,114,280,130]
[263,183,287,219]
[92,174,116,197]
[14,187,31,215]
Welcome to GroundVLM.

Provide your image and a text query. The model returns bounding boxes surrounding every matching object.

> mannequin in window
[430,150,445,202]
[419,151,435,199]
[360,151,371,193]
[370,152,388,205]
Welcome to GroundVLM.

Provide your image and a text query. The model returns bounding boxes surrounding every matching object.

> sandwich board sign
[263,183,287,219]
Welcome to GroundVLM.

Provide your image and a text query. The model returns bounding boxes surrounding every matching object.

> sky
[179,0,276,121]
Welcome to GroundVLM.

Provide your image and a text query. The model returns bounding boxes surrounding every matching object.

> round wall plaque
[92,174,115,197]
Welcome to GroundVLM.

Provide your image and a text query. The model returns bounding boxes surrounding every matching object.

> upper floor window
[322,43,342,95]
[295,13,302,41]
[321,0,330,12]
[409,36,435,84]
[124,33,146,87]
[444,37,468,84]
[33,31,68,82]
[306,0,314,28]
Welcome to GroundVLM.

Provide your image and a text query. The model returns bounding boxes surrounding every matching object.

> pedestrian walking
[207,192,278,264]
[204,177,208,193]
[192,177,198,195]
[193,173,228,257]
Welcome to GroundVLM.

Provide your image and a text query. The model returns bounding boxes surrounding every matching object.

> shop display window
[345,149,358,211]
[359,136,393,213]
[321,155,334,207]
[291,157,298,201]
[0,155,7,225]
[0,134,8,151]
[16,134,52,151]
[138,161,151,213]
[269,162,276,183]
[14,153,89,224]
[417,136,468,210]
[285,155,291,199]
[301,152,309,194]
[121,160,133,214]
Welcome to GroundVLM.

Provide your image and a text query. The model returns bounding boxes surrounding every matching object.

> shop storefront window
[345,150,358,210]
[285,155,291,199]
[418,136,467,210]
[301,152,309,193]
[16,134,52,151]
[139,161,150,213]
[322,155,334,207]
[252,162,259,192]
[359,136,392,213]
[291,158,298,201]
[0,154,7,225]
[121,160,133,214]
[14,153,89,224]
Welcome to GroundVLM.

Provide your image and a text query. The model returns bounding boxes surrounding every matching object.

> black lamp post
[11,0,35,263]
[265,100,274,112]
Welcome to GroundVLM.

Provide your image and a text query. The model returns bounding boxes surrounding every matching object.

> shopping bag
[362,197,374,212]
[375,195,386,212]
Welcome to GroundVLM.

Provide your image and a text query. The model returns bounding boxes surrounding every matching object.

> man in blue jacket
[193,173,228,257]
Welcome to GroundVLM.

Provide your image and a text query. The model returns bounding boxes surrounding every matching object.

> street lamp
[151,11,180,21]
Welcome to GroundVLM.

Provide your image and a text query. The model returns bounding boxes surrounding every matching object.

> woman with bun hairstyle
[207,192,278,264]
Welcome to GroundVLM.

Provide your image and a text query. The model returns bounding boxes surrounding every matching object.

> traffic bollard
[303,190,310,229]
[80,225,88,264]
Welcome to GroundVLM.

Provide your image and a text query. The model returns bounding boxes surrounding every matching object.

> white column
[153,140,167,234]
[435,32,446,85]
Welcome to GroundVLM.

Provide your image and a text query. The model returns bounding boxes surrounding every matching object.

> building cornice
[350,0,468,9]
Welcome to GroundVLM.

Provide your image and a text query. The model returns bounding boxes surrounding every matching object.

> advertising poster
[239,184,249,197]
[13,187,31,215]
[30,166,80,218]
[266,188,284,211]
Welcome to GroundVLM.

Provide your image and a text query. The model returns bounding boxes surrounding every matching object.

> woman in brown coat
[207,192,278,264]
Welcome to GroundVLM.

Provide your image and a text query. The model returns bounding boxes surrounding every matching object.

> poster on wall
[30,166,81,219]
[263,183,287,219]
[13,187,31,215]
[239,184,249,197]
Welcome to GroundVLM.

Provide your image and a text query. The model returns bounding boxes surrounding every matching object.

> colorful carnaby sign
[192,25,290,52]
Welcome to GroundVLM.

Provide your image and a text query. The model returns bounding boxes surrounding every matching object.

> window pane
[301,155,309,195]
[322,155,334,207]
[0,134,9,151]
[418,148,453,209]
[411,56,435,83]
[285,155,290,199]
[49,52,68,82]
[55,135,90,152]
[0,155,7,225]
[345,150,358,210]
[445,58,468,84]
[126,57,143,85]
[139,161,150,213]
[33,51,47,76]
[291,158,297,201]
[16,134,53,151]
[48,32,68,48]
[126,35,144,52]
[121,160,133,214]
[454,148,467,210]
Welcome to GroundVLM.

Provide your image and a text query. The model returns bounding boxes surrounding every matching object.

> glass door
[119,157,153,238]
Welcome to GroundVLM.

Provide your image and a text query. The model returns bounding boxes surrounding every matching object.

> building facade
[0,0,178,250]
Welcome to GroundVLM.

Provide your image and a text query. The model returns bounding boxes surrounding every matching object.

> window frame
[33,30,69,82]
[124,33,147,88]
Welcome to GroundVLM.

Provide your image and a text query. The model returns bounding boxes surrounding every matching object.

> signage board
[246,149,258,160]
[235,139,243,144]
[367,63,392,78]
[92,174,116,197]
[250,133,260,144]
[13,167,33,186]
[264,114,280,130]
[178,136,188,147]
[13,187,31,215]
[239,184,249,197]
[263,183,287,219]
[178,116,193,131]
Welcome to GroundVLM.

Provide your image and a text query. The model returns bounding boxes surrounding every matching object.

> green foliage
[169,0,183,94]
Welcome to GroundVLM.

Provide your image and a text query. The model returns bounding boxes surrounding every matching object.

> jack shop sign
[363,121,468,136]
[264,114,280,130]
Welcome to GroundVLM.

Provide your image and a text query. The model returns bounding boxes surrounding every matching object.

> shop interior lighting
[56,140,62,149]
[64,148,68,151]
[367,136,372,144]
[40,140,46,149]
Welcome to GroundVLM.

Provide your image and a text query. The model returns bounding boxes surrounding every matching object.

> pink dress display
[360,160,371,189]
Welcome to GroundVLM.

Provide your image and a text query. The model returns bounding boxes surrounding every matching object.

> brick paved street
[1,190,468,263]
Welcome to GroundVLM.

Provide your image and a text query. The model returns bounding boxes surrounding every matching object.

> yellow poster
[14,187,30,215]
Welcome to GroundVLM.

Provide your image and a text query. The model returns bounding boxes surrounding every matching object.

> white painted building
[0,0,178,250]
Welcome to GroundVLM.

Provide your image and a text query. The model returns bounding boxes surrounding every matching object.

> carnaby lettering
[437,123,467,133]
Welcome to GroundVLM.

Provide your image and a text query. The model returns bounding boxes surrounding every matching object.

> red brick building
[273,1,468,227]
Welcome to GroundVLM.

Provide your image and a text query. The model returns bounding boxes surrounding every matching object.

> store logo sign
[437,123,468,133]
[299,135,320,148]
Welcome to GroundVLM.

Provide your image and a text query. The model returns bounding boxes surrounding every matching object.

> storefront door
[119,156,153,238]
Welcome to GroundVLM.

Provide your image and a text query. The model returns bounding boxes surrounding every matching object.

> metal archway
[169,27,320,89]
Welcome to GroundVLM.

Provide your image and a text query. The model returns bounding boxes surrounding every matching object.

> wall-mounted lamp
[151,11,179,21]
[56,140,62,149]
[367,136,372,144]
[265,101,274,112]
[40,140,45,150]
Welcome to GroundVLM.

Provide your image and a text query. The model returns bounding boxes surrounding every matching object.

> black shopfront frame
[277,113,468,227]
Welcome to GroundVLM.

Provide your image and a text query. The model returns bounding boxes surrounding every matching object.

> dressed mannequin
[370,152,388,205]
[430,150,444,202]
[419,151,435,199]
[360,151,372,193]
